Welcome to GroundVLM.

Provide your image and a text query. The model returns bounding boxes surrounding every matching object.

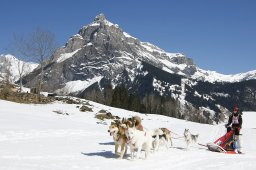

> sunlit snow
[0,99,255,170]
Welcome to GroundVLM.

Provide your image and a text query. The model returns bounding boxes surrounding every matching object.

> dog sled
[204,129,243,154]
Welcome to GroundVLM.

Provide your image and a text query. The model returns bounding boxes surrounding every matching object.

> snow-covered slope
[55,76,103,95]
[193,68,256,83]
[0,54,38,83]
[0,99,255,170]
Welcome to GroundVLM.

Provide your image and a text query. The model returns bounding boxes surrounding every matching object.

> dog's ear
[125,120,132,128]
[114,119,120,124]
[122,117,125,123]
[132,119,136,128]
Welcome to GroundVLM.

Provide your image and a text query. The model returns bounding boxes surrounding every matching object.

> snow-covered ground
[0,99,255,170]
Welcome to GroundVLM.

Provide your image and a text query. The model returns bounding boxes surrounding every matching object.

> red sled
[206,129,241,154]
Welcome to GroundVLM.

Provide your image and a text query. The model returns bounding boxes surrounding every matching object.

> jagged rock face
[23,13,198,92]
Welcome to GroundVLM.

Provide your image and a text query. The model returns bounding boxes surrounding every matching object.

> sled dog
[151,128,168,151]
[184,128,199,149]
[160,128,173,147]
[108,120,127,159]
[124,125,153,160]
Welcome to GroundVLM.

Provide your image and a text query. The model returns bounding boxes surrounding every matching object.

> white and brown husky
[108,120,127,159]
[184,129,199,149]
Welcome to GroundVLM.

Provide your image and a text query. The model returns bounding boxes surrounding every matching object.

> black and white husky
[151,128,169,151]
[184,129,199,149]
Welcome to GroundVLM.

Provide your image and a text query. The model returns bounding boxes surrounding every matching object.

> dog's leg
[156,136,160,151]
[164,135,169,147]
[169,135,173,147]
[162,137,169,149]
[115,143,119,155]
[145,145,150,159]
[186,140,190,150]
[136,146,142,159]
[151,136,155,151]
[119,143,126,159]
[152,140,156,152]
[130,148,134,160]
[124,145,127,156]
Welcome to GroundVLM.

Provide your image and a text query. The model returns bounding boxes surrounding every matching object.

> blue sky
[0,0,255,74]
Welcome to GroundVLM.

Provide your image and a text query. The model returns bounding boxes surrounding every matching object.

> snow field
[0,99,255,170]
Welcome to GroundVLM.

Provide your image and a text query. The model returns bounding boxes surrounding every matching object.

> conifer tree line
[81,83,182,118]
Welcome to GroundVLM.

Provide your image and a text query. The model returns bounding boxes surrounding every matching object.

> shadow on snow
[98,142,115,146]
[81,150,117,158]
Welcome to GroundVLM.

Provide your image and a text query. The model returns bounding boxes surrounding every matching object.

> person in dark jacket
[225,105,243,153]
[226,106,242,134]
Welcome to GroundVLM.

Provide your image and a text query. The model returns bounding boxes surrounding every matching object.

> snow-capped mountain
[23,14,255,90]
[0,54,38,83]
[192,68,256,82]
[22,13,256,123]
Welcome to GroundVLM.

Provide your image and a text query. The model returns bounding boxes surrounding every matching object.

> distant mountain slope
[0,54,38,83]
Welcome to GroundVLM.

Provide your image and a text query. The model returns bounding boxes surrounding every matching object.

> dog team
[107,115,199,160]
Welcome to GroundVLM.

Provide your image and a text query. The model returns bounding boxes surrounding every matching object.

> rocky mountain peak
[92,13,118,28]
[94,13,106,22]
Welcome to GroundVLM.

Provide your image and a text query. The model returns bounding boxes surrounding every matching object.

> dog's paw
[129,156,135,161]
[115,152,120,156]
